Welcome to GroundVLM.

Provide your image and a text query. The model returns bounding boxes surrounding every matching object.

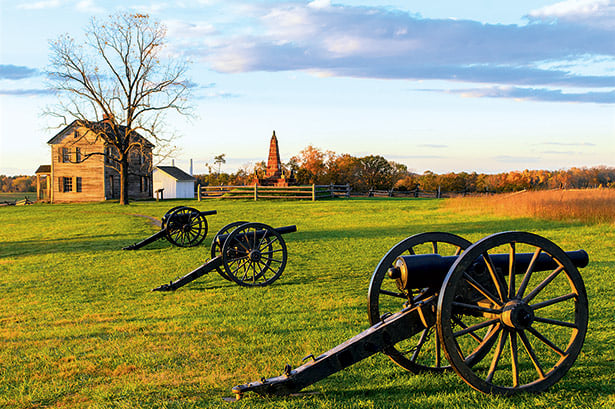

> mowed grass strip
[0,198,613,408]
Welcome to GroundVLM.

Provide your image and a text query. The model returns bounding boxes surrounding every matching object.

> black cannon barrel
[199,210,217,216]
[393,249,588,290]
[215,225,297,245]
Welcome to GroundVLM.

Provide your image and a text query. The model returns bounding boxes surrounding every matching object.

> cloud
[0,64,41,80]
[527,0,615,28]
[75,0,104,14]
[445,85,615,103]
[0,88,54,96]
[539,141,597,146]
[494,155,541,163]
[417,144,447,148]
[173,1,615,103]
[17,0,62,10]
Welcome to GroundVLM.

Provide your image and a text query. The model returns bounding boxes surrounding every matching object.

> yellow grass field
[447,188,615,225]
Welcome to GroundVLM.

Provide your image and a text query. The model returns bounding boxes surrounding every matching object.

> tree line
[0,175,36,193]
[195,145,615,193]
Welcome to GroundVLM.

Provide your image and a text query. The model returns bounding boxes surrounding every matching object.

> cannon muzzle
[390,249,588,291]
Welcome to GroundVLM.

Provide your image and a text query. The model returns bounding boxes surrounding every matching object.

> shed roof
[35,165,51,174]
[155,166,195,181]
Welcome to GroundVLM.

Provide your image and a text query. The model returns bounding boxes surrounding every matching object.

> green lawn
[1,198,613,408]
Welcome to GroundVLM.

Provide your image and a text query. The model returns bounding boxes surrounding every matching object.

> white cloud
[75,0,104,14]
[17,0,62,10]
[528,0,615,27]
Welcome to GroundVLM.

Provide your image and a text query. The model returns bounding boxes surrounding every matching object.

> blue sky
[1,0,614,176]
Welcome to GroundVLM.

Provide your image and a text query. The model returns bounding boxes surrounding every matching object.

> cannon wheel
[165,207,208,247]
[367,232,473,373]
[221,222,287,287]
[437,231,588,395]
[211,221,249,281]
[161,206,186,229]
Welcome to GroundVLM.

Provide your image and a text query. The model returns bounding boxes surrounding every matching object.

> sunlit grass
[0,198,613,408]
[446,189,615,224]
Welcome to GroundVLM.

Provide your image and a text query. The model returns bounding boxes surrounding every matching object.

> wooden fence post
[254,184,258,201]
[197,184,201,201]
[312,184,316,201]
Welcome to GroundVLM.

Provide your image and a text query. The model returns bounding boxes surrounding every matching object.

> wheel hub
[249,249,262,262]
[501,300,534,329]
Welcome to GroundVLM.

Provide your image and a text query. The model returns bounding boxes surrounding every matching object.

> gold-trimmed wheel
[367,232,472,373]
[437,231,588,394]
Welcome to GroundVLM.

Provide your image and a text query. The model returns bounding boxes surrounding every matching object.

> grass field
[1,198,614,408]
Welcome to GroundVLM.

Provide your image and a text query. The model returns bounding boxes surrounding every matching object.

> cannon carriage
[123,206,217,249]
[152,221,297,291]
[231,231,589,398]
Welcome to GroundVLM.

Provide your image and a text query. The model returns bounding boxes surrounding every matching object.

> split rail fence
[197,184,351,201]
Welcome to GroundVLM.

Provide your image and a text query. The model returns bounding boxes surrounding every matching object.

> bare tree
[47,13,191,204]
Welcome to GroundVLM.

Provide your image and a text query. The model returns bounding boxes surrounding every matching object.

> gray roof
[47,120,154,148]
[155,166,195,181]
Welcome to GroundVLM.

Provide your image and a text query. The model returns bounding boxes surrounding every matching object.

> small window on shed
[62,147,70,163]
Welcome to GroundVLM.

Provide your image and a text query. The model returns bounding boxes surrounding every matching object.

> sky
[0,0,614,176]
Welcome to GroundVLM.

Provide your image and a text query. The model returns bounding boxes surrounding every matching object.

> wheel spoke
[523,265,564,304]
[434,329,442,367]
[453,246,463,256]
[260,235,279,250]
[533,316,577,328]
[482,252,507,302]
[379,289,407,299]
[410,328,429,363]
[463,273,503,307]
[518,330,545,379]
[508,243,516,300]
[453,318,499,338]
[231,258,250,275]
[531,292,576,311]
[452,316,484,343]
[431,241,438,254]
[516,248,542,299]
[509,331,519,387]
[526,326,566,357]
[452,301,502,315]
[486,326,506,383]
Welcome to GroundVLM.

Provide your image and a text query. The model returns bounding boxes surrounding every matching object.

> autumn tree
[47,13,191,204]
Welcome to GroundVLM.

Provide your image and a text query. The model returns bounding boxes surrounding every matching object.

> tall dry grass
[446,188,615,224]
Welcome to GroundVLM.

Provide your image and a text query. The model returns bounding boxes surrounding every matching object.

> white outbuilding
[153,166,195,199]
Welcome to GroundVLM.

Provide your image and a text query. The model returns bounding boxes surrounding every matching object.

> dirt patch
[129,214,162,228]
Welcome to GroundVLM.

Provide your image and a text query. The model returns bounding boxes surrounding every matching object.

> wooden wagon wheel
[161,206,186,229]
[437,231,588,395]
[221,222,287,287]
[367,232,472,373]
[211,221,249,281]
[165,206,208,248]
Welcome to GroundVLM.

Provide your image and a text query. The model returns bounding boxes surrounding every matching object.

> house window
[75,147,81,162]
[62,148,70,163]
[63,177,72,192]
[76,177,82,192]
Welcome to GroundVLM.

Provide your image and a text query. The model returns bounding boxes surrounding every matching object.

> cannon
[152,222,297,291]
[231,231,589,398]
[123,206,217,250]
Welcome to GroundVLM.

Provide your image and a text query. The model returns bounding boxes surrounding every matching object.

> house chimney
[190,159,193,175]
[172,159,175,166]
